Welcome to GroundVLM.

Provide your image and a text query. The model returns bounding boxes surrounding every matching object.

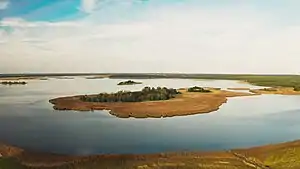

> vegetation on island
[117,80,142,85]
[80,87,180,103]
[187,86,211,93]
[1,81,27,85]
[261,88,277,92]
[293,86,300,91]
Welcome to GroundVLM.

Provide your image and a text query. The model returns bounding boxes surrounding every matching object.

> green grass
[6,145,300,169]
[192,74,300,90]
[264,148,300,169]
[194,74,300,87]
[0,158,26,169]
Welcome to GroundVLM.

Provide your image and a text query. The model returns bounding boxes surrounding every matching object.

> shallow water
[0,77,300,155]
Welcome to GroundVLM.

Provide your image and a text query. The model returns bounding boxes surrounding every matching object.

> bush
[1,81,27,85]
[294,86,300,91]
[187,86,211,93]
[117,80,142,85]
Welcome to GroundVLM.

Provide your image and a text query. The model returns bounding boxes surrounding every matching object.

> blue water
[0,77,300,155]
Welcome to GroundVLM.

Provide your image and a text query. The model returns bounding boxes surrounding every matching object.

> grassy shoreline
[2,139,300,169]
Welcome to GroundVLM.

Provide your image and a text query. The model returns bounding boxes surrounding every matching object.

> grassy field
[0,158,25,169]
[2,140,300,169]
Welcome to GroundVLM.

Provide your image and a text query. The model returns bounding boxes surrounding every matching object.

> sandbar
[85,75,111,79]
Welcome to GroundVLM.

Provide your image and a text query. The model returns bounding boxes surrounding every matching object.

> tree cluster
[117,80,142,85]
[261,88,277,92]
[1,81,27,85]
[80,87,180,102]
[294,86,300,91]
[187,86,211,93]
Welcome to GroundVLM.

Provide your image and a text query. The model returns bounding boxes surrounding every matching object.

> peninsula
[49,86,257,118]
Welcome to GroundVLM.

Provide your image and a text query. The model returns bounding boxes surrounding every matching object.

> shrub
[187,86,211,93]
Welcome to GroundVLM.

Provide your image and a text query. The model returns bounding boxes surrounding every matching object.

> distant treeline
[1,81,27,85]
[187,86,211,93]
[80,87,180,102]
[2,73,300,91]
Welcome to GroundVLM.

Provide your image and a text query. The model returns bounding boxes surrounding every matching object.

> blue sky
[1,0,300,73]
[0,0,298,22]
[0,0,83,21]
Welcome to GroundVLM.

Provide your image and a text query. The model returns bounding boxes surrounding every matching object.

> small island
[55,76,74,80]
[85,75,110,79]
[1,81,27,85]
[39,77,48,80]
[50,87,257,118]
[187,86,211,93]
[117,80,142,85]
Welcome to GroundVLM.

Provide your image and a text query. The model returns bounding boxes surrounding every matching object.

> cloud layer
[0,0,9,10]
[80,0,98,13]
[1,2,300,74]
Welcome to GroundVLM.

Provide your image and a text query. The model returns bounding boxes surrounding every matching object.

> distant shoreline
[1,73,300,90]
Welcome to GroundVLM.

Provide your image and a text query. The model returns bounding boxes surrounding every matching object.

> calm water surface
[1,77,300,155]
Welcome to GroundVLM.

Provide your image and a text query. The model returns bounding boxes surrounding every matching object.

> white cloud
[0,18,83,28]
[0,0,9,10]
[1,4,300,73]
[80,0,99,13]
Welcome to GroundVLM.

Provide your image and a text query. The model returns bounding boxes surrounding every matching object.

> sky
[0,0,300,74]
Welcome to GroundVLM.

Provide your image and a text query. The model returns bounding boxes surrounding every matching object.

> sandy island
[49,89,258,118]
